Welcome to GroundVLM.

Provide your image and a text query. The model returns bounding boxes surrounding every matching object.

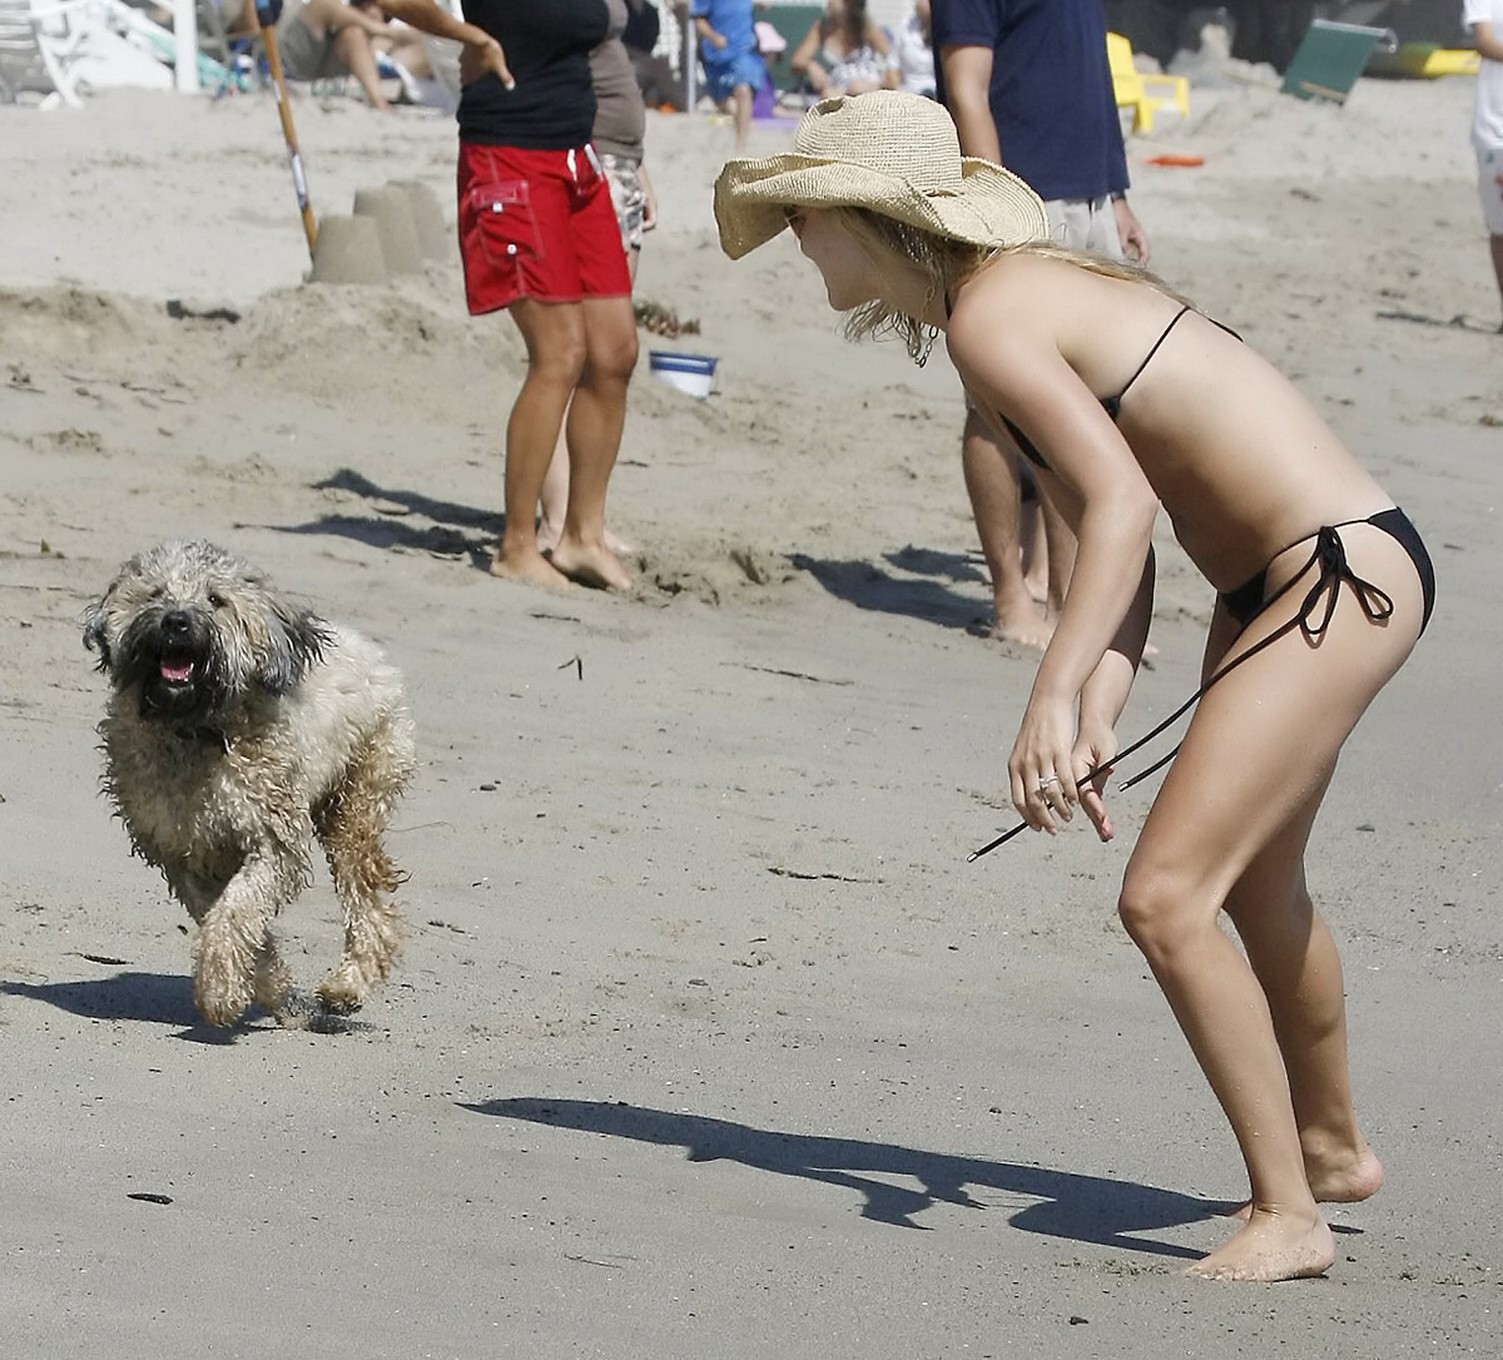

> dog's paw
[193,936,255,1027]
[253,952,294,1013]
[315,966,367,1016]
[194,975,253,1028]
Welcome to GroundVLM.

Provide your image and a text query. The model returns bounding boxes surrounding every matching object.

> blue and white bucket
[648,350,718,399]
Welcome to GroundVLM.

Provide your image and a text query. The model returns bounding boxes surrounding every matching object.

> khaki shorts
[1479,145,1503,236]
[278,11,348,82]
[1045,195,1125,260]
[600,152,647,253]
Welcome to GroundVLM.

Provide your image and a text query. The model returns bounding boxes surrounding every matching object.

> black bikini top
[996,305,1242,472]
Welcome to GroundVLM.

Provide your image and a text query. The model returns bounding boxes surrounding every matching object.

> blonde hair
[828,206,1191,366]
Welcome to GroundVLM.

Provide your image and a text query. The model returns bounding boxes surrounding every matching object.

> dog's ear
[257,600,331,695]
[80,595,113,671]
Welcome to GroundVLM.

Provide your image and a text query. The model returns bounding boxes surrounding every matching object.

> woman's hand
[1008,695,1079,834]
[461,34,514,88]
[1071,720,1118,843]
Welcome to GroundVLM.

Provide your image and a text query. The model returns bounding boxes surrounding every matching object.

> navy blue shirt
[930,0,1128,202]
[458,0,609,148]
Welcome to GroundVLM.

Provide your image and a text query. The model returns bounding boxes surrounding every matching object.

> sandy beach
[2,70,1502,1357]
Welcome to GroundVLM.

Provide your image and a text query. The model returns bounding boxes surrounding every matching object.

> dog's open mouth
[158,656,195,686]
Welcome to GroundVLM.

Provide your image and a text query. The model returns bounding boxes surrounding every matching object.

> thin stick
[253,1,318,260]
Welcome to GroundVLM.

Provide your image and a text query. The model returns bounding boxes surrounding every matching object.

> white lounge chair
[0,0,86,108]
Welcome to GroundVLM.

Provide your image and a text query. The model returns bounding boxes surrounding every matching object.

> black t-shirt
[458,0,609,148]
[930,0,1128,202]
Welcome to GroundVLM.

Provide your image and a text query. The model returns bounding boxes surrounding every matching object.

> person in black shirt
[379,0,639,591]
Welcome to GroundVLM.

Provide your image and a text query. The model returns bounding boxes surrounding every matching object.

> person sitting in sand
[891,0,935,99]
[790,0,898,99]
[275,0,430,109]
[714,91,1434,1283]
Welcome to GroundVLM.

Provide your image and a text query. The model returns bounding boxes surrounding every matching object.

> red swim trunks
[456,142,631,315]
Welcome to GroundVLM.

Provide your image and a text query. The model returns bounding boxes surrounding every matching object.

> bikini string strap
[967,525,1395,861]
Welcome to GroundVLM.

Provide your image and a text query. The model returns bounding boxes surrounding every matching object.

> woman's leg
[547,294,638,591]
[494,298,586,589]
[331,24,391,109]
[538,250,639,558]
[961,411,1052,650]
[1117,525,1424,1281]
[1199,600,1383,1214]
[1221,779,1385,1214]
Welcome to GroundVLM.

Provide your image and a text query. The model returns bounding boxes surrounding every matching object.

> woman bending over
[714,92,1434,1283]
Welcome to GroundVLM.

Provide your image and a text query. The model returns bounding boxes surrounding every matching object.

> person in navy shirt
[932,0,1149,651]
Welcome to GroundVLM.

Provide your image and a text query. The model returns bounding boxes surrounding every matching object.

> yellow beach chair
[1107,30,1189,135]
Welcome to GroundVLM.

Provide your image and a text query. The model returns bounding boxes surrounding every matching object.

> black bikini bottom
[968,506,1436,861]
[1220,507,1435,635]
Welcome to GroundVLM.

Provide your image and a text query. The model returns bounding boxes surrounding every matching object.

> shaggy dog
[82,540,416,1028]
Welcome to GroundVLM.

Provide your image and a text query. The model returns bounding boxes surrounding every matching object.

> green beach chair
[1279,18,1397,105]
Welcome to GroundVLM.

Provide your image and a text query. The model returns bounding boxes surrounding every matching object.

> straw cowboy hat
[714,91,1048,260]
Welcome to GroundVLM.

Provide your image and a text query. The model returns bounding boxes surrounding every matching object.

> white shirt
[1465,0,1503,147]
[892,6,935,98]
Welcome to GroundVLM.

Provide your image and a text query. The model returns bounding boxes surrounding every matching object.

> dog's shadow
[3,972,260,1044]
[464,1097,1236,1259]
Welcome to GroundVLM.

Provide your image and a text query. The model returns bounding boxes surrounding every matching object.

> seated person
[624,0,684,111]
[891,0,934,99]
[790,0,897,99]
[276,0,428,109]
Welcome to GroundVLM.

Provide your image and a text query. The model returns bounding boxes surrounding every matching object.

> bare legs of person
[961,411,1053,650]
[331,23,390,110]
[729,83,753,152]
[1116,525,1423,1281]
[1490,234,1503,331]
[546,296,638,590]
[495,296,637,591]
[539,251,639,559]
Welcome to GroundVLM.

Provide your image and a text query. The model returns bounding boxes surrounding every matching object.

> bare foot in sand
[1228,1142,1384,1220]
[537,516,634,558]
[1186,1207,1334,1283]
[549,536,632,592]
[968,598,1055,651]
[489,545,573,591]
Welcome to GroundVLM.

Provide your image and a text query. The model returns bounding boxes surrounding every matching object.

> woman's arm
[868,18,900,88]
[638,161,658,230]
[377,0,513,85]
[948,292,1158,831]
[695,15,726,49]
[1073,546,1154,841]
[790,20,824,85]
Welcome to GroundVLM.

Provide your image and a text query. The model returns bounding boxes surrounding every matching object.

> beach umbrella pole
[253,0,318,261]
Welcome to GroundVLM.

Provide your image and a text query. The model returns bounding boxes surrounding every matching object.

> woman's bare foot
[489,545,573,591]
[549,536,632,591]
[1186,1207,1334,1283]
[537,516,634,558]
[1227,1143,1384,1220]
[967,598,1055,651]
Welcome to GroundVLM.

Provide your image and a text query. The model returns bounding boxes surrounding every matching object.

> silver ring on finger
[1037,776,1060,795]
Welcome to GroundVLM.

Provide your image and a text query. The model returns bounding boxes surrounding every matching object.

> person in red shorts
[381,0,639,591]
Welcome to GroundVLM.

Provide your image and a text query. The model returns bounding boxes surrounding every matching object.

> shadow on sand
[3,971,260,1044]
[256,468,500,568]
[791,545,989,631]
[463,1096,1230,1260]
